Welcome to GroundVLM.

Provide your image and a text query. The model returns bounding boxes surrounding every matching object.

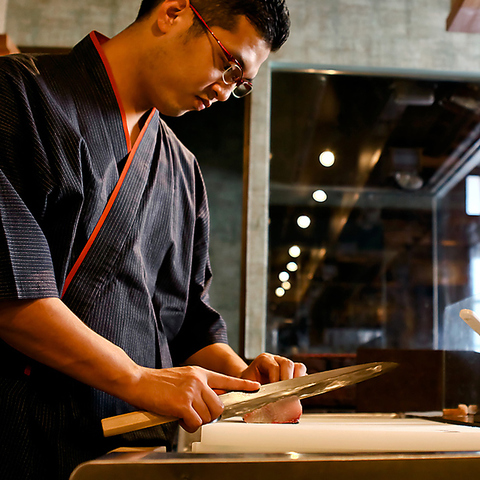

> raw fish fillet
[243,396,302,424]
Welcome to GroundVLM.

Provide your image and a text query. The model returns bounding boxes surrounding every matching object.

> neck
[102,27,150,143]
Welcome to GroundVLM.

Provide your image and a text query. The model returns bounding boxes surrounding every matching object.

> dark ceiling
[270,71,480,192]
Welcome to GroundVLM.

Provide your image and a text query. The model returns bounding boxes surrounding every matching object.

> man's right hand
[127,365,260,432]
[0,298,259,433]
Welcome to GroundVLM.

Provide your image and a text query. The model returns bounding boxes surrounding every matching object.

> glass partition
[267,69,480,356]
[439,163,480,351]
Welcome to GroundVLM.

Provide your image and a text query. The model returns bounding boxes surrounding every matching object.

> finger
[179,417,201,434]
[179,406,203,433]
[190,398,213,425]
[266,362,280,383]
[276,356,295,380]
[253,353,280,383]
[201,387,224,421]
[181,389,221,432]
[213,388,227,395]
[293,362,307,377]
[207,371,260,392]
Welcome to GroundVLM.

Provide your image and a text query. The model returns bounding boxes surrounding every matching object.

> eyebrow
[224,49,254,83]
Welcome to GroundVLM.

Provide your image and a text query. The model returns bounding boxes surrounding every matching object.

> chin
[157,104,192,117]
[162,111,187,118]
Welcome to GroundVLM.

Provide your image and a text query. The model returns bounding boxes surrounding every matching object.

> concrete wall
[6,0,134,46]
[0,0,7,33]
[281,0,480,71]
[11,0,476,69]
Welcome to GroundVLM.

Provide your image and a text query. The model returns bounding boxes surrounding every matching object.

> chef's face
[142,8,270,116]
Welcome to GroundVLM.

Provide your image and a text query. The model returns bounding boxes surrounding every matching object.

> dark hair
[136,0,290,52]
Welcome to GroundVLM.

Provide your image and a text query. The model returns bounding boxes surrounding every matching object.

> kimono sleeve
[0,57,62,299]
[0,174,58,299]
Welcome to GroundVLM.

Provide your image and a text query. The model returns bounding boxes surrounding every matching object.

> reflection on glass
[268,70,480,356]
[466,175,480,216]
[438,166,480,350]
[313,189,327,203]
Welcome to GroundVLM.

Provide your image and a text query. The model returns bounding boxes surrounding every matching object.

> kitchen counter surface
[70,413,480,480]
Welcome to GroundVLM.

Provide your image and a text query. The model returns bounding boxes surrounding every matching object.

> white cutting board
[191,414,480,453]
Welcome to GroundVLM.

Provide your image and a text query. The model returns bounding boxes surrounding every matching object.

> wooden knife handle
[101,411,178,437]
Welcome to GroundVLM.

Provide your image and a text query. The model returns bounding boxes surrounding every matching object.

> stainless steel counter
[70,450,480,480]
[70,414,480,479]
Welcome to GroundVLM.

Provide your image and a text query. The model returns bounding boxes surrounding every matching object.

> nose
[211,81,235,102]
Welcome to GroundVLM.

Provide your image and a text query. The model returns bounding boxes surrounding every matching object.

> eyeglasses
[190,4,253,98]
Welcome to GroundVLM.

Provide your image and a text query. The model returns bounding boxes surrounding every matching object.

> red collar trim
[61,108,157,298]
[89,31,132,152]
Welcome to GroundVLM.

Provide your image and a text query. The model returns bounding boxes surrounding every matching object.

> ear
[155,0,191,33]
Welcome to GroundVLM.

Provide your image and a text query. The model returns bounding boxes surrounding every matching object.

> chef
[0,0,305,479]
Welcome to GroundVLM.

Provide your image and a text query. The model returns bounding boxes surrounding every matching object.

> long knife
[102,361,397,437]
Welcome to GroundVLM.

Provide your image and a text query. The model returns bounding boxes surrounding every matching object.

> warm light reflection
[286,261,298,272]
[282,281,291,290]
[467,175,480,216]
[279,271,290,282]
[275,287,285,297]
[297,215,311,229]
[319,150,335,167]
[371,148,382,168]
[313,189,327,202]
[289,245,301,258]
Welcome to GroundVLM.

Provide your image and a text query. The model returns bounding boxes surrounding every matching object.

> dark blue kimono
[0,32,228,479]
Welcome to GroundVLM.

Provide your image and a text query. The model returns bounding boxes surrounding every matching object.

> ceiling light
[289,245,301,258]
[297,215,311,229]
[286,261,298,272]
[275,287,285,297]
[312,189,327,202]
[319,150,335,167]
[279,271,290,282]
[282,281,291,290]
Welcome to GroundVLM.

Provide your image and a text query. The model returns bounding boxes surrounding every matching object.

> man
[0,1,305,478]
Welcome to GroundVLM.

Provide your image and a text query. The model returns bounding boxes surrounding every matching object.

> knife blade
[101,361,397,437]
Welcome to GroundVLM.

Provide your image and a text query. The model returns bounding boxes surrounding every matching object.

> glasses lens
[233,82,253,98]
[222,64,243,85]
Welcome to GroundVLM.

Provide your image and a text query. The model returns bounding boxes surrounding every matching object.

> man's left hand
[241,353,307,384]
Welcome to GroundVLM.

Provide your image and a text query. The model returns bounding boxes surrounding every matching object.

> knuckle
[212,397,224,413]
[184,365,198,377]
[214,404,224,418]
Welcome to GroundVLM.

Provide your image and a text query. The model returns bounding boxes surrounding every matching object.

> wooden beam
[0,33,19,55]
